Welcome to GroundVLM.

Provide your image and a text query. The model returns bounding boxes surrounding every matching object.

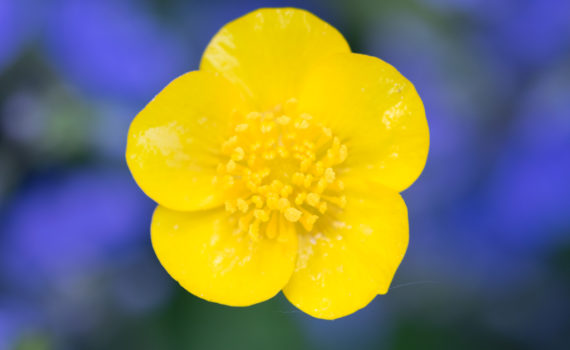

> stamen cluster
[214,99,348,240]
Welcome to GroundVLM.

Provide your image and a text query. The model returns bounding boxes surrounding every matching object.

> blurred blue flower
[473,0,570,69]
[0,0,36,72]
[0,167,173,340]
[0,167,154,291]
[43,0,195,103]
[479,64,570,251]
[427,63,570,292]
[443,206,545,288]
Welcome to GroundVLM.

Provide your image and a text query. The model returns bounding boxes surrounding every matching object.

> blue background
[1,0,569,349]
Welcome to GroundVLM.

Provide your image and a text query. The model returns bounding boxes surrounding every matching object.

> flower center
[215,99,348,240]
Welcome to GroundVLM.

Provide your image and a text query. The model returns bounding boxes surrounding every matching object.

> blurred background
[1,0,569,349]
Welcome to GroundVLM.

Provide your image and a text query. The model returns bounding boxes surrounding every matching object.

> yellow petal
[126,71,249,211]
[200,8,350,110]
[151,206,298,307]
[299,53,429,192]
[283,181,408,319]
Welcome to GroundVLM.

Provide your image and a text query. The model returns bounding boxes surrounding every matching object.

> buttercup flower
[126,8,429,319]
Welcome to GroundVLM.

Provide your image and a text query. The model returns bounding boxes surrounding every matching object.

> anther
[292,172,305,186]
[252,195,264,208]
[300,158,312,172]
[277,147,289,158]
[313,161,325,176]
[248,220,260,240]
[324,168,336,183]
[277,198,290,211]
[295,192,306,206]
[306,192,321,207]
[280,185,293,198]
[266,193,279,210]
[300,213,318,232]
[315,178,327,193]
[237,198,249,213]
[303,174,314,188]
[225,200,237,213]
[254,209,270,222]
[284,207,302,222]
[247,154,257,167]
[226,160,237,172]
[261,122,273,134]
[318,202,328,214]
[222,136,238,152]
[231,147,245,161]
[270,180,283,193]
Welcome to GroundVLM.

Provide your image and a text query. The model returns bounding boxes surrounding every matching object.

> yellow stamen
[284,207,302,222]
[306,192,320,207]
[300,213,319,232]
[237,198,249,213]
[218,107,348,240]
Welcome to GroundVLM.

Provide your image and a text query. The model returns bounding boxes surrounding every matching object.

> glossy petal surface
[299,53,429,192]
[283,180,408,319]
[201,8,350,110]
[126,71,248,211]
[152,206,298,306]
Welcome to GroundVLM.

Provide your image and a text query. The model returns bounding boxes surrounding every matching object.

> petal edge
[201,8,351,110]
[299,52,429,192]
[283,183,408,319]
[126,70,248,211]
[152,206,298,306]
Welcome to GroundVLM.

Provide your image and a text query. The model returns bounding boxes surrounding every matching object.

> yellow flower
[126,8,428,320]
